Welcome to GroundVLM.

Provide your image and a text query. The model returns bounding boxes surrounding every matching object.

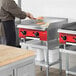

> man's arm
[3,0,26,19]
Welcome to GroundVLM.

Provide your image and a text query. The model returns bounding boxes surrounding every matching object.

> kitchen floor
[36,66,75,76]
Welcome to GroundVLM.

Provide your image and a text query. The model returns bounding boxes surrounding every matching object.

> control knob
[34,32,39,37]
[61,36,67,40]
[21,31,26,35]
[73,38,76,41]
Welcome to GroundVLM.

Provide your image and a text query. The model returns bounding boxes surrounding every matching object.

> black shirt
[0,19,1,22]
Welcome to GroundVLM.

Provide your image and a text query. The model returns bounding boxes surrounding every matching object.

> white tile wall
[21,0,76,22]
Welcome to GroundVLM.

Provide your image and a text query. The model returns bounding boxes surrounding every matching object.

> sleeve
[3,0,27,19]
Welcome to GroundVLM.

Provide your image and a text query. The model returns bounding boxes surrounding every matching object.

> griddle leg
[64,44,69,76]
[59,51,62,76]
[66,53,69,76]
[46,66,49,76]
[45,42,49,76]
[40,66,43,71]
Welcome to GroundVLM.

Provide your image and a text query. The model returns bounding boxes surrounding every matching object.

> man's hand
[26,12,35,19]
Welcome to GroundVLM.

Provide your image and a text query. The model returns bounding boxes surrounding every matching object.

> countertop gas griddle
[17,17,68,76]
[17,17,68,41]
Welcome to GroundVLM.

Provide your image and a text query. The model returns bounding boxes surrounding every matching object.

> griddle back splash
[61,22,76,31]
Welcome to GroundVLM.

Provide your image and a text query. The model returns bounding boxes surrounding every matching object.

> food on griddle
[36,21,45,24]
[36,16,44,20]
[36,16,45,25]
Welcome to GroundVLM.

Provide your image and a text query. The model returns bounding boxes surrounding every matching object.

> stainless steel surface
[66,53,69,76]
[17,17,68,31]
[58,29,76,34]
[63,44,69,76]
[47,18,68,49]
[59,51,62,75]
[61,22,76,31]
[58,22,76,34]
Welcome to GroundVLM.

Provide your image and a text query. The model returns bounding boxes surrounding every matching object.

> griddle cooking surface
[17,17,67,31]
[21,20,37,25]
[62,22,76,31]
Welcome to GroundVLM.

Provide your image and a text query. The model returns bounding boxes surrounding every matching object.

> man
[0,0,35,47]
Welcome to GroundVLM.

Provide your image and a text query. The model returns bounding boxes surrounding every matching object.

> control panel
[59,33,76,44]
[19,28,47,41]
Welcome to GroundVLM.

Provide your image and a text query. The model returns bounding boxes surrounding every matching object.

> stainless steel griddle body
[17,17,68,76]
[17,17,68,49]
